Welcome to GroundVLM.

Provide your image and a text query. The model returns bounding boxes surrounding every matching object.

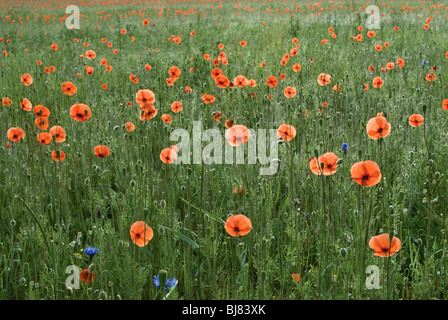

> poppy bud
[67,286,73,295]
[158,270,167,291]
[314,149,319,158]
[130,180,136,188]
[336,159,343,165]
[88,264,95,272]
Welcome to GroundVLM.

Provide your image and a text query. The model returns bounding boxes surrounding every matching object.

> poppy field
[1,0,448,301]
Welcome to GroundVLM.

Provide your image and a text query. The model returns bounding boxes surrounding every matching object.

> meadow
[1,0,448,300]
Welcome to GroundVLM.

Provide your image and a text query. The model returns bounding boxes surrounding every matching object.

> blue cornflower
[421,59,429,66]
[84,247,99,257]
[341,143,348,152]
[153,275,178,291]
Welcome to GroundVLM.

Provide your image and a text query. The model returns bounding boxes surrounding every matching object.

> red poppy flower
[130,221,154,247]
[160,148,177,164]
[225,125,250,147]
[277,124,296,141]
[70,104,92,122]
[350,161,381,187]
[409,114,424,127]
[224,214,252,236]
[7,127,25,142]
[369,233,401,257]
[94,145,110,158]
[366,112,391,140]
[21,74,33,86]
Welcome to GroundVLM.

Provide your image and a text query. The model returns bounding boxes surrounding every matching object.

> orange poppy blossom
[397,58,405,68]
[372,76,384,88]
[161,114,173,124]
[34,117,49,130]
[225,125,251,147]
[70,104,92,122]
[85,50,96,60]
[215,75,230,88]
[317,73,331,86]
[21,73,33,86]
[225,119,234,128]
[247,79,257,87]
[369,233,401,257]
[409,114,424,127]
[2,97,12,106]
[350,160,382,187]
[125,122,135,132]
[49,125,66,143]
[266,76,278,88]
[224,214,252,237]
[130,221,154,247]
[168,66,181,80]
[170,101,183,113]
[292,64,301,72]
[135,89,156,106]
[442,99,448,111]
[292,274,300,282]
[33,105,50,118]
[386,62,395,70]
[211,68,223,79]
[202,94,216,104]
[79,269,97,283]
[139,103,158,121]
[85,66,94,75]
[366,112,391,140]
[426,72,436,82]
[20,98,32,111]
[309,152,339,176]
[234,187,244,194]
[284,86,296,98]
[213,111,222,121]
[93,145,110,158]
[234,75,248,87]
[51,150,66,162]
[277,124,296,141]
[166,78,176,86]
[7,127,25,142]
[61,81,77,96]
[160,147,177,164]
[37,132,52,145]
